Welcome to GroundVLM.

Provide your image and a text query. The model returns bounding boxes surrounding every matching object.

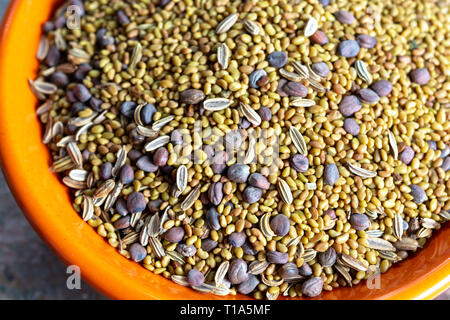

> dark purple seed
[66,90,77,103]
[42,21,54,33]
[242,241,258,255]
[99,162,113,180]
[171,129,184,145]
[74,63,93,82]
[324,163,340,185]
[130,128,145,145]
[141,103,157,125]
[153,147,169,167]
[371,80,393,97]
[115,198,128,216]
[228,259,248,285]
[159,0,172,7]
[290,154,309,173]
[344,118,360,136]
[243,186,262,204]
[117,10,130,25]
[71,102,86,115]
[120,164,134,184]
[120,101,137,117]
[201,239,218,252]
[90,97,103,112]
[410,68,430,85]
[203,145,215,159]
[339,95,361,116]
[176,244,197,257]
[82,149,91,162]
[229,232,247,247]
[399,146,415,165]
[54,15,66,29]
[279,263,299,279]
[410,184,427,204]
[127,192,146,213]
[302,277,323,297]
[248,173,270,190]
[180,89,205,104]
[225,130,243,150]
[270,214,290,237]
[312,62,330,78]
[50,72,69,87]
[299,263,313,277]
[163,227,185,243]
[337,40,360,58]
[128,149,142,162]
[356,34,377,49]
[335,10,356,24]
[350,213,371,231]
[358,88,380,104]
[319,0,330,6]
[239,117,252,129]
[258,107,272,121]
[129,243,147,262]
[207,182,223,206]
[249,69,268,88]
[205,207,221,231]
[310,30,329,46]
[101,36,115,48]
[318,247,337,267]
[69,0,85,15]
[211,159,228,174]
[227,164,250,183]
[73,84,92,103]
[441,145,450,158]
[324,209,336,219]
[114,215,130,230]
[148,199,163,212]
[136,156,159,172]
[267,51,288,68]
[237,275,260,295]
[442,157,450,171]
[284,82,308,97]
[267,251,289,264]
[427,140,437,151]
[187,269,205,286]
[277,78,289,97]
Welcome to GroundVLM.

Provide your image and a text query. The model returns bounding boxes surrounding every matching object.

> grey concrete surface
[0,0,447,301]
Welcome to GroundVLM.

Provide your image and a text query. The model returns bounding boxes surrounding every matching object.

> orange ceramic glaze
[0,0,448,300]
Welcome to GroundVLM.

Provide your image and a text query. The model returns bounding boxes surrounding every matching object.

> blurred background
[0,0,447,300]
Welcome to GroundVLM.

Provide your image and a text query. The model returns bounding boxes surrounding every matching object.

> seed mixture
[32,0,449,299]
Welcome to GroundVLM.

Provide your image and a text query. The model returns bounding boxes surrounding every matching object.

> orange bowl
[0,0,448,300]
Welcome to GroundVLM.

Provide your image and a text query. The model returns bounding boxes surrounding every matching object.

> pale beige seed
[214,261,230,285]
[291,61,309,79]
[167,251,186,265]
[355,60,372,84]
[62,176,87,189]
[93,110,108,125]
[137,125,159,138]
[365,237,396,251]
[335,263,352,286]
[308,78,328,93]
[260,213,275,238]
[340,253,368,272]
[289,126,307,155]
[181,186,201,211]
[82,195,94,221]
[307,64,323,81]
[304,17,318,37]
[302,248,316,262]
[378,250,400,261]
[290,98,315,107]
[393,214,403,240]
[366,230,384,238]
[277,179,293,205]
[261,274,284,287]
[243,19,260,35]
[52,156,74,173]
[33,80,58,95]
[248,260,269,275]
[192,283,230,296]
[347,161,377,179]
[121,232,139,245]
[129,43,143,69]
[68,169,88,182]
[171,275,190,287]
[144,135,170,152]
[56,135,75,148]
[243,138,256,164]
[37,36,49,61]
[112,146,127,178]
[421,218,440,229]
[104,181,123,212]
[393,237,420,251]
[139,223,149,247]
[93,179,115,199]
[217,43,230,70]
[54,29,67,50]
[176,165,188,192]
[152,116,175,131]
[148,236,165,259]
[388,131,398,160]
[417,227,432,238]
[203,98,232,111]
[279,68,303,82]
[239,102,262,126]
[216,13,239,34]
[66,141,83,168]
[133,103,146,126]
